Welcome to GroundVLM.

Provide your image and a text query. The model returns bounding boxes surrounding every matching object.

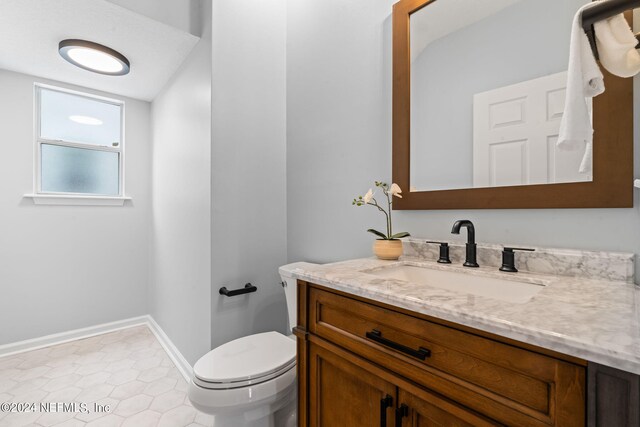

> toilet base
[188,368,297,427]
[211,395,296,427]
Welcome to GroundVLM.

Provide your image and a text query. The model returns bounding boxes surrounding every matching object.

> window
[34,85,125,199]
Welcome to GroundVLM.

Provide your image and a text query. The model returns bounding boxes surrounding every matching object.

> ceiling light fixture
[69,115,103,126]
[58,39,130,76]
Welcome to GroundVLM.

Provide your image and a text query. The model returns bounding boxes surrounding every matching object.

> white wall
[150,2,212,365]
[210,0,288,348]
[286,0,640,282]
[0,69,151,345]
[287,0,395,265]
[150,0,288,360]
[105,0,203,36]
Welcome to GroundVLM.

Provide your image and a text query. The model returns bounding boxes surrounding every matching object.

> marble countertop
[285,258,640,374]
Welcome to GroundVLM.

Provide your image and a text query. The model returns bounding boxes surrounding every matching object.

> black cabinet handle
[395,404,408,426]
[380,395,393,427]
[366,330,431,360]
[219,283,257,297]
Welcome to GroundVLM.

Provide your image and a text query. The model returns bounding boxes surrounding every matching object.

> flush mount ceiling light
[69,115,103,126]
[58,39,130,76]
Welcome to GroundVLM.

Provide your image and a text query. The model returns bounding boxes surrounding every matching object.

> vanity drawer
[308,285,585,427]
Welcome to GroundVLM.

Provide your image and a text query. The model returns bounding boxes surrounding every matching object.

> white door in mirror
[473,71,591,187]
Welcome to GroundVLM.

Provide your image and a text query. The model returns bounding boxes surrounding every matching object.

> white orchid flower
[363,189,374,204]
[352,180,411,247]
[389,183,403,198]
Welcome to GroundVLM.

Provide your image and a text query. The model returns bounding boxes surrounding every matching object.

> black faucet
[451,220,479,268]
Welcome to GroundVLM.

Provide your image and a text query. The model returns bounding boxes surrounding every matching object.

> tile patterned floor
[0,326,215,427]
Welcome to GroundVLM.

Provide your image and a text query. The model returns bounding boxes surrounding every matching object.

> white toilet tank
[279,262,317,334]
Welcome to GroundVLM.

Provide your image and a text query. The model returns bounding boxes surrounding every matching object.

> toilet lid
[194,331,296,385]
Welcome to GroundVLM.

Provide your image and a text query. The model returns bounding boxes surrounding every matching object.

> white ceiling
[105,0,201,36]
[410,0,523,63]
[0,0,200,101]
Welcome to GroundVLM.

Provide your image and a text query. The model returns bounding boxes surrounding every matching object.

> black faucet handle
[426,241,451,264]
[500,247,535,273]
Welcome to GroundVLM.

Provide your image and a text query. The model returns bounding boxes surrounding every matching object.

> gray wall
[210,0,289,347]
[150,2,212,365]
[411,0,585,190]
[287,0,640,283]
[0,70,151,345]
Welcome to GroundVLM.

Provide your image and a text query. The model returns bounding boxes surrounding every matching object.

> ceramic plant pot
[373,239,403,260]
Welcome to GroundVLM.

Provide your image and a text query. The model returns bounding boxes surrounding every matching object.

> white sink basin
[366,264,545,304]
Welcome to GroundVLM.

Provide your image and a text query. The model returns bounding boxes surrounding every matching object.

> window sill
[24,194,132,206]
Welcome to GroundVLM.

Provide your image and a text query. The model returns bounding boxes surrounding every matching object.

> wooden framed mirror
[392,0,633,210]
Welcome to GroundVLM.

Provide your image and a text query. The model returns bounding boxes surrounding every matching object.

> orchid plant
[352,181,410,240]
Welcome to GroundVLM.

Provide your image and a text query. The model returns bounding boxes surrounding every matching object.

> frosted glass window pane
[40,89,121,147]
[41,144,120,195]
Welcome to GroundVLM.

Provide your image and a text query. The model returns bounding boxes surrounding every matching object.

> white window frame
[26,83,130,206]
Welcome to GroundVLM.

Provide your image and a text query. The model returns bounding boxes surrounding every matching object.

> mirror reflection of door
[473,71,591,188]
[409,0,592,192]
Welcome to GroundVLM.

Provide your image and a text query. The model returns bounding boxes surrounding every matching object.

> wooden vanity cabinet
[308,339,499,427]
[294,281,588,427]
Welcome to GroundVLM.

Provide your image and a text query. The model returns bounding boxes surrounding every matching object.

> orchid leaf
[390,232,410,239]
[367,229,388,239]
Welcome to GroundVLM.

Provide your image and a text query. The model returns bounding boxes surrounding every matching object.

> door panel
[308,342,396,427]
[588,362,640,426]
[474,71,591,187]
[397,388,502,427]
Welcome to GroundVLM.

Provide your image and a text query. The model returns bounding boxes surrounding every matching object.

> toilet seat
[193,331,296,390]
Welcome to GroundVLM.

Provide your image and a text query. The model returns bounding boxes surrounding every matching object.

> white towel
[558,3,605,174]
[579,140,593,174]
[595,14,640,78]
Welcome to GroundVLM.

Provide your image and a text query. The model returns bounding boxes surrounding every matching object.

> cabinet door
[588,362,640,426]
[308,342,396,427]
[396,388,503,427]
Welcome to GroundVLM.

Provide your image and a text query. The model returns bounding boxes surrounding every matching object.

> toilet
[188,262,315,427]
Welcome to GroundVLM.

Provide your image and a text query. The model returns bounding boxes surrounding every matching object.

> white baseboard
[145,316,193,381]
[0,315,193,382]
[0,316,148,358]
